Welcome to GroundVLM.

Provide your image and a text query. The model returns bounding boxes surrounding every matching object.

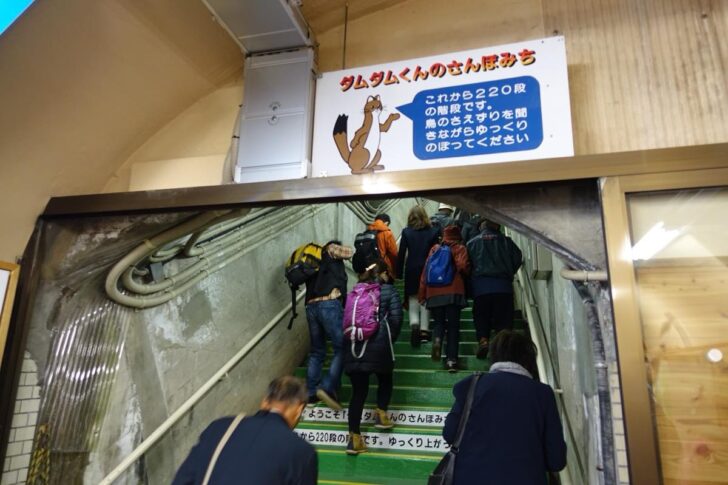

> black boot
[432,337,442,362]
[410,324,421,347]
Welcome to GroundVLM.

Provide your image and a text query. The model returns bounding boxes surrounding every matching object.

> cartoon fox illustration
[333,95,400,174]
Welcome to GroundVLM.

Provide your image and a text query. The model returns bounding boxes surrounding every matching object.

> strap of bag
[202,413,246,485]
[287,286,298,330]
[451,372,483,452]
[383,315,395,362]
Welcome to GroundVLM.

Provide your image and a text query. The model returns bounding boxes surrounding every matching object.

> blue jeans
[306,300,344,398]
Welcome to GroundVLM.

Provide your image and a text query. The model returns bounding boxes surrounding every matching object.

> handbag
[428,372,483,485]
[201,413,246,485]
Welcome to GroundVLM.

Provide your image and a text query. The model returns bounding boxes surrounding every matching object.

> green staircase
[294,282,524,484]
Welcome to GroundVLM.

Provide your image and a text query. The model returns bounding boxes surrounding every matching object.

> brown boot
[346,433,368,455]
[374,408,395,430]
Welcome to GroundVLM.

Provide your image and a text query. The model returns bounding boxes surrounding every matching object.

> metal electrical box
[234,49,316,183]
[529,241,553,280]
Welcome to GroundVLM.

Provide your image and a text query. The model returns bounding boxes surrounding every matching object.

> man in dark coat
[172,376,317,485]
[443,331,566,485]
[466,220,522,359]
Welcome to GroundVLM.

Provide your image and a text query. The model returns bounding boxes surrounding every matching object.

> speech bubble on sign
[396,76,543,161]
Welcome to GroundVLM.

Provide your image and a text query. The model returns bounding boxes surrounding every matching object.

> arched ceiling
[301,0,410,35]
[0,0,242,260]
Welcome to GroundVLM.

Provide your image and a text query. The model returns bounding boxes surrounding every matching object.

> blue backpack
[426,244,455,286]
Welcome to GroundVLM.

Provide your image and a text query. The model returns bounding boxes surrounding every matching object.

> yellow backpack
[285,243,323,328]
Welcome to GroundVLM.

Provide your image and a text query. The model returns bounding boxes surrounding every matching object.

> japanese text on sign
[295,429,449,453]
[397,76,543,160]
[340,49,537,92]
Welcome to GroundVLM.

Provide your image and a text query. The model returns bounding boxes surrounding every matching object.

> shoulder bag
[428,372,483,485]
[201,413,246,485]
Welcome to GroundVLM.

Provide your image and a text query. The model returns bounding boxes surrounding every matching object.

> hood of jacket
[443,225,462,243]
[368,220,392,233]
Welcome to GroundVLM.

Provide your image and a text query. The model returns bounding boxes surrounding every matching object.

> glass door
[602,169,728,485]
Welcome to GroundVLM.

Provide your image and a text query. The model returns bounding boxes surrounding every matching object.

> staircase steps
[297,281,490,484]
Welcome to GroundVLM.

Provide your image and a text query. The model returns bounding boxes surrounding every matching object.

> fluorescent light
[631,221,682,261]
[706,348,723,363]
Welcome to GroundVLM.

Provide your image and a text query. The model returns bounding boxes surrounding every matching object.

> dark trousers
[347,371,393,434]
[305,300,344,398]
[472,293,514,341]
[430,305,461,361]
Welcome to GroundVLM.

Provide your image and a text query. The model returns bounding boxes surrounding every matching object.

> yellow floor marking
[319,480,380,485]
[318,448,442,461]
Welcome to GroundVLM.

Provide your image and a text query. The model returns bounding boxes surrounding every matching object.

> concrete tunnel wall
[4,187,622,484]
[10,198,430,483]
[509,232,627,485]
[440,179,622,484]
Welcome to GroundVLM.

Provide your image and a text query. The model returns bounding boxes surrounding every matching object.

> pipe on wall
[573,282,617,485]
[560,268,609,282]
[107,206,325,308]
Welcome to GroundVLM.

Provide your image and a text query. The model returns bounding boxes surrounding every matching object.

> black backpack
[284,243,323,328]
[352,230,380,273]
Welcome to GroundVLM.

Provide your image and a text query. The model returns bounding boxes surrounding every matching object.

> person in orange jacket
[368,214,398,280]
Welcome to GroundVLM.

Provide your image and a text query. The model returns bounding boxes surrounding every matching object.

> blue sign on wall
[0,0,35,35]
[397,76,543,160]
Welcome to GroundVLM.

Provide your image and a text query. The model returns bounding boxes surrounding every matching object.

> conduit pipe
[181,208,271,256]
[559,268,608,282]
[224,100,242,183]
[97,290,305,485]
[105,211,229,301]
[107,206,325,307]
[573,283,617,485]
[148,207,260,263]
[120,209,299,295]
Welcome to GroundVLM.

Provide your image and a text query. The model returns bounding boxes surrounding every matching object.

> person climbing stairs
[294,279,527,484]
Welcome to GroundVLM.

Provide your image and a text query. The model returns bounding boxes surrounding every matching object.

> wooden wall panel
[635,261,728,484]
[543,0,728,154]
[313,0,728,155]
[314,0,544,72]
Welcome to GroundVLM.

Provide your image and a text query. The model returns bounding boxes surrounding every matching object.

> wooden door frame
[1,142,726,477]
[601,167,728,484]
[0,261,20,371]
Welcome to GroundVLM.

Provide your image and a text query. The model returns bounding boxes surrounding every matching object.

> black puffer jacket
[397,226,440,297]
[344,283,403,374]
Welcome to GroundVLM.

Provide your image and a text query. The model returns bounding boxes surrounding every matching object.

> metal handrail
[98,290,305,485]
[514,269,587,484]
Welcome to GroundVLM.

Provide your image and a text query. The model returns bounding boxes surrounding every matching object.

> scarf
[489,361,533,379]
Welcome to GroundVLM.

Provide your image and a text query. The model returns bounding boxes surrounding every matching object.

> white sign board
[296,429,449,453]
[312,36,573,177]
[302,406,448,426]
[0,270,9,310]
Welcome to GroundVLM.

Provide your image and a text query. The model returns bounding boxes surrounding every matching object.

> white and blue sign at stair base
[312,36,572,177]
[296,429,450,453]
[302,406,448,426]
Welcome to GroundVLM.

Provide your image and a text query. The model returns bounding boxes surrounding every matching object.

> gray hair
[265,376,308,405]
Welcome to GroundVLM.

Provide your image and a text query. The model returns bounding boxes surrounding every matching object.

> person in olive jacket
[344,260,403,456]
[419,225,471,372]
